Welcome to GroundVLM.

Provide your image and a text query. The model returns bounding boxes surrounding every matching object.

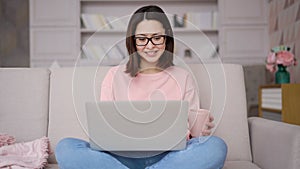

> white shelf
[78,58,124,66]
[81,29,126,33]
[80,0,217,2]
[174,28,218,33]
[79,0,219,66]
[80,28,218,34]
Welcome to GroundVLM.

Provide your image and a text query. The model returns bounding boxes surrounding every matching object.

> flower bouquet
[266,46,297,84]
[266,46,297,73]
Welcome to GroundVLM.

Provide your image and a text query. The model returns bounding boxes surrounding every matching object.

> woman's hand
[202,115,215,136]
[186,130,191,141]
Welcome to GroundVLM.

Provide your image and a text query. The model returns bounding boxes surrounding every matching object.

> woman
[56,5,227,169]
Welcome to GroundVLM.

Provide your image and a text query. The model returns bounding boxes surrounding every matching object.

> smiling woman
[55,5,227,169]
[125,6,175,77]
[134,20,167,73]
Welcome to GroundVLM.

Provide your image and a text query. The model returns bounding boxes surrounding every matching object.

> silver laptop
[85,100,188,151]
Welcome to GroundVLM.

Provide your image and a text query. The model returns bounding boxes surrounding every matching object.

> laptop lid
[85,100,188,151]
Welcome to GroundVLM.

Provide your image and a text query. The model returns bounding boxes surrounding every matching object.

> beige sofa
[1,64,300,169]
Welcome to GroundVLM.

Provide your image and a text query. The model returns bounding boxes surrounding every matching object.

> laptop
[85,100,188,151]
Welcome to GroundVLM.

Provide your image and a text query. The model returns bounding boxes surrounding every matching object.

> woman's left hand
[202,115,215,136]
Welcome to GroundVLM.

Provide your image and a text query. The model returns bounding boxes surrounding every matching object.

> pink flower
[265,49,296,72]
[267,52,276,64]
[276,51,295,66]
[266,64,276,73]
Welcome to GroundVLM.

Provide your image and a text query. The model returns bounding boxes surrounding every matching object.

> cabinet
[29,0,269,67]
[218,0,269,65]
[29,0,80,67]
[258,84,300,125]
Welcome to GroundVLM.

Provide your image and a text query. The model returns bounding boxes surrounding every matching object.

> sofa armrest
[248,117,300,169]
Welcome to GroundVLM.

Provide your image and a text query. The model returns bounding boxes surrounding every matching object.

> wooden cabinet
[219,0,269,65]
[258,84,300,125]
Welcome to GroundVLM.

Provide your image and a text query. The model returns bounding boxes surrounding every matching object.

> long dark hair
[125,5,174,77]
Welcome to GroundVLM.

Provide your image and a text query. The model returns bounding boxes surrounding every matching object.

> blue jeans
[55,136,227,169]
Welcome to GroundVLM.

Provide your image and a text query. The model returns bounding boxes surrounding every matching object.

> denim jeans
[55,136,227,169]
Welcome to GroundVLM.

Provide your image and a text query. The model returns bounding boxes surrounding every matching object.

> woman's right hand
[202,114,215,136]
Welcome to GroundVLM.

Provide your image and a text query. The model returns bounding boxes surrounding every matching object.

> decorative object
[275,64,290,84]
[173,14,185,27]
[266,45,297,84]
[184,49,192,58]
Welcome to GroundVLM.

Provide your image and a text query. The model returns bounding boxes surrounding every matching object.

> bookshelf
[78,0,219,66]
[258,84,300,125]
[80,28,218,34]
[29,0,268,67]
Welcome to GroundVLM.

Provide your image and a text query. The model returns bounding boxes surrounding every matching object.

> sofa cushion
[188,64,252,161]
[48,67,110,163]
[48,64,252,163]
[249,117,300,169]
[0,68,50,142]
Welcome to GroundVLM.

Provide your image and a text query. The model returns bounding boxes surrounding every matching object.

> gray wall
[0,0,29,67]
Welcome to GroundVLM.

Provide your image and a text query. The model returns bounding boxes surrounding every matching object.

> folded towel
[0,134,15,148]
[0,137,49,169]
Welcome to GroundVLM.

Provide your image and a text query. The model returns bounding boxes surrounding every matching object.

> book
[82,45,107,60]
[82,44,126,66]
[81,14,110,30]
[81,14,94,29]
[97,14,110,30]
[185,12,213,30]
[82,45,94,59]
[102,44,124,61]
[212,11,219,29]
[105,16,127,30]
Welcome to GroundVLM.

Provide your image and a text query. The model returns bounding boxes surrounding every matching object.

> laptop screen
[86,100,188,151]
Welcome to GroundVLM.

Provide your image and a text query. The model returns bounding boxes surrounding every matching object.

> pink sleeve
[184,74,200,132]
[100,68,115,101]
[184,74,200,111]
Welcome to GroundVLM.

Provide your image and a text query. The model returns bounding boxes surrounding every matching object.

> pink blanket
[0,134,49,169]
[0,134,15,147]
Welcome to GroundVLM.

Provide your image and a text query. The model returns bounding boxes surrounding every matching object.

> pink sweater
[101,65,200,113]
[100,65,201,152]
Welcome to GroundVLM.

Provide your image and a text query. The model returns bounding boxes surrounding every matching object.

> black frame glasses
[134,35,166,46]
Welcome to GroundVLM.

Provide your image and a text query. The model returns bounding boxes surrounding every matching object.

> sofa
[1,64,300,169]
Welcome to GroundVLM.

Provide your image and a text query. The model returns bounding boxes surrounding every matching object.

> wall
[0,0,29,67]
[268,0,300,83]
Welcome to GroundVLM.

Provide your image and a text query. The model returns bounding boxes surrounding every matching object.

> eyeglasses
[134,35,166,46]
